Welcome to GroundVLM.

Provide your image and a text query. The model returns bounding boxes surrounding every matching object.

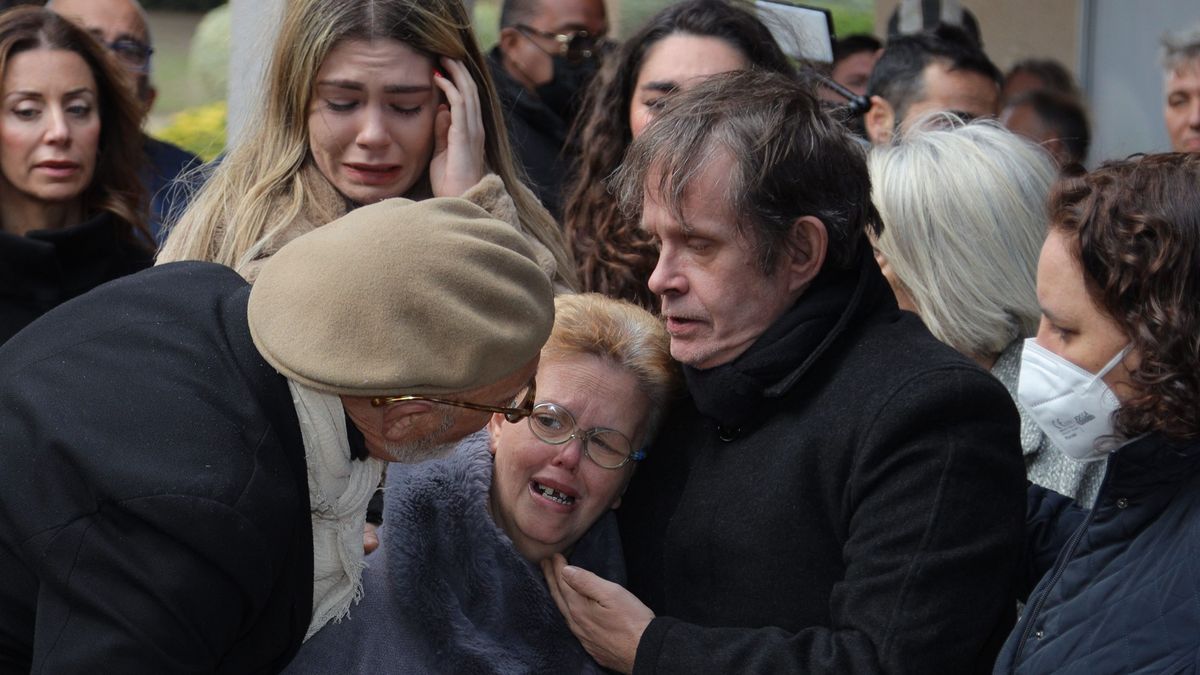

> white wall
[1080,0,1198,163]
[228,0,284,146]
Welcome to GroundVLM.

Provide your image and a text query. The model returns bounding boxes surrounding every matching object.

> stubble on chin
[382,411,458,463]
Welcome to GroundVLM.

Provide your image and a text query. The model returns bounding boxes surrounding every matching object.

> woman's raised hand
[430,57,487,198]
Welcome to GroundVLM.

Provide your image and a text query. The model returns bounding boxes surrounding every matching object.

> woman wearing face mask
[564,0,796,310]
[284,293,680,674]
[157,0,576,290]
[0,7,148,344]
[993,153,1200,674]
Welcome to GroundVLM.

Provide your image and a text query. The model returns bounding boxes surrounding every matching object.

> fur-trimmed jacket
[284,433,624,674]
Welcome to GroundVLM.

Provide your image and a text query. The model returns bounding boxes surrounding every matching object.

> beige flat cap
[247,197,554,396]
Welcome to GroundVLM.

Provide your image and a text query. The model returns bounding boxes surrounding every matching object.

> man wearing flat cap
[0,198,555,673]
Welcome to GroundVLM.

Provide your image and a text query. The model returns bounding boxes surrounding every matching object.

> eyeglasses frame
[526,401,646,470]
[370,378,536,424]
[95,35,154,72]
[514,24,609,63]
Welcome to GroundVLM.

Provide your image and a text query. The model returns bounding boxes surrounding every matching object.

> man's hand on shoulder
[542,554,654,674]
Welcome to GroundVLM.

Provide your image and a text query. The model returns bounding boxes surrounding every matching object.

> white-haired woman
[869,119,1103,504]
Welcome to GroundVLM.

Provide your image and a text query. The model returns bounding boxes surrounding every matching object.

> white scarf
[288,380,385,641]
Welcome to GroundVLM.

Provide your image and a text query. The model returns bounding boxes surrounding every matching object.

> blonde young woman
[158,0,576,289]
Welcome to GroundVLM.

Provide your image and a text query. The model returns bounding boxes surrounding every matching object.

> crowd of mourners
[0,0,1198,672]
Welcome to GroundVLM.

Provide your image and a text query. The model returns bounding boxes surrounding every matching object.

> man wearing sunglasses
[489,0,609,219]
[0,199,554,672]
[48,0,202,242]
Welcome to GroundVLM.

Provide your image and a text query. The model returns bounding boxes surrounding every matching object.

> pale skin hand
[542,554,654,674]
[429,56,486,198]
[363,523,379,554]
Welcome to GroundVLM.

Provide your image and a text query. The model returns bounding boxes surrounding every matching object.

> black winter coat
[619,249,1027,674]
[995,434,1200,674]
[486,48,572,220]
[0,211,151,344]
[0,262,312,674]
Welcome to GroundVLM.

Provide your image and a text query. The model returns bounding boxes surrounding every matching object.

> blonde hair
[869,118,1056,361]
[544,293,680,442]
[159,0,576,286]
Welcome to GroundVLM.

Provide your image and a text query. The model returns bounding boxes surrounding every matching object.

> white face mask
[1017,338,1131,462]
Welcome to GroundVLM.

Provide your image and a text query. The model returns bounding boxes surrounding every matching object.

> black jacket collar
[0,212,149,300]
[683,245,895,432]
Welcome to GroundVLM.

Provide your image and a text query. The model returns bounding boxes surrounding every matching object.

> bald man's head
[48,0,156,110]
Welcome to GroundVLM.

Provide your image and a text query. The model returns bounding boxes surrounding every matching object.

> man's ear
[783,216,829,295]
[381,401,435,442]
[486,413,504,456]
[498,26,523,55]
[865,95,895,145]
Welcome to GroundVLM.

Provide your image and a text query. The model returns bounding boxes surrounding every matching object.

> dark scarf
[683,247,890,434]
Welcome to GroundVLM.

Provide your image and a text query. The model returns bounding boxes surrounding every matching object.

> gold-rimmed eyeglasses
[515,24,611,64]
[526,401,645,470]
[370,378,536,424]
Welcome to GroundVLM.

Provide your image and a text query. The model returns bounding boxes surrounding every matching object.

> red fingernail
[434,68,444,78]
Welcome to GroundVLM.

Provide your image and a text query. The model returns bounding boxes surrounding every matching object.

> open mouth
[531,481,575,506]
[343,163,402,185]
[664,315,703,334]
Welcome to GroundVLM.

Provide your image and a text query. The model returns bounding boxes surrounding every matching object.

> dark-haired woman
[994,153,1200,673]
[0,7,149,343]
[564,0,796,310]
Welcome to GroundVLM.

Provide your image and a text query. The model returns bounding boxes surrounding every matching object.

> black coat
[143,135,202,242]
[994,434,1200,673]
[0,262,312,674]
[619,249,1027,674]
[487,48,572,220]
[0,211,151,344]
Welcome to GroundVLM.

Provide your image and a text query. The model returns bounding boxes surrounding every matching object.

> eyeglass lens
[110,39,151,68]
[528,402,632,468]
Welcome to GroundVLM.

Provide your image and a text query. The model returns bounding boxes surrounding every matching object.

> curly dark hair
[562,0,795,311]
[0,7,148,245]
[1048,153,1200,441]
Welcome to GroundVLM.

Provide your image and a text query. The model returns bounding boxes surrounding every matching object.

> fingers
[439,57,482,141]
[431,59,475,141]
[363,523,379,555]
[429,57,487,197]
[541,556,572,618]
[560,563,610,603]
[433,103,451,156]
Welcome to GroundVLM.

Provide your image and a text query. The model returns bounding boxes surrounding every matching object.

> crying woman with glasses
[286,293,680,674]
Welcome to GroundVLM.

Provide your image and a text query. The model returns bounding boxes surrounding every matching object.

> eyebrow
[1039,305,1066,324]
[640,81,678,94]
[3,87,94,100]
[315,80,433,94]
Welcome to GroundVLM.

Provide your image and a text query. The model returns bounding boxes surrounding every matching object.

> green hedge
[155,100,226,161]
